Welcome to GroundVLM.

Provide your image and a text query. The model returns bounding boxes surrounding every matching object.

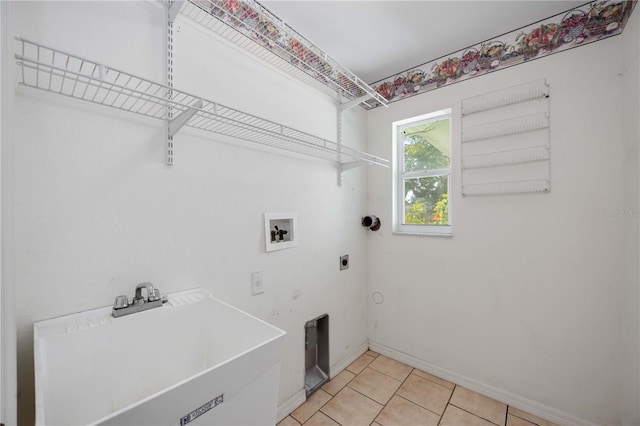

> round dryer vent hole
[372,292,384,304]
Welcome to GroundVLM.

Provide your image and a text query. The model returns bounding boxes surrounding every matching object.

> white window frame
[392,108,452,236]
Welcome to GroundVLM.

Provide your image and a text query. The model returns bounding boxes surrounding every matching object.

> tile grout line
[437,384,457,426]
[317,388,340,424]
[337,364,413,425]
[446,400,505,426]
[505,405,509,426]
[294,389,334,425]
[345,382,386,408]
[340,385,384,425]
[366,363,416,426]
[319,352,379,426]
[371,367,446,425]
[393,392,444,419]
[398,367,449,419]
[292,354,534,426]
[507,410,543,426]
[316,405,342,426]
[306,389,340,426]
[396,369,455,422]
[366,355,415,383]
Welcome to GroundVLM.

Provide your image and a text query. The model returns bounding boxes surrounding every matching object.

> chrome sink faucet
[112,282,167,318]
[134,282,161,304]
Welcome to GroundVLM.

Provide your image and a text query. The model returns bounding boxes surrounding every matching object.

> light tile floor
[279,350,558,426]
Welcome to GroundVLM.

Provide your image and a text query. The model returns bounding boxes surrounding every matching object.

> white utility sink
[34,288,286,425]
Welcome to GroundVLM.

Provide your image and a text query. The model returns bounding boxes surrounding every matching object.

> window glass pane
[404,176,449,225]
[403,117,450,172]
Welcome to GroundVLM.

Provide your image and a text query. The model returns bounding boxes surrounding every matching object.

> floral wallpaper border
[366,0,636,109]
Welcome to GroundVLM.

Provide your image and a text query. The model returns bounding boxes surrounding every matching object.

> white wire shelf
[180,0,387,108]
[462,179,550,196]
[15,37,389,169]
[461,112,549,143]
[461,78,549,116]
[462,144,550,170]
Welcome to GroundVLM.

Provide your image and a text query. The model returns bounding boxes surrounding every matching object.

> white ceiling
[262,1,587,83]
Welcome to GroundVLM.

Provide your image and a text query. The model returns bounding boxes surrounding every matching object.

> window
[392,109,452,236]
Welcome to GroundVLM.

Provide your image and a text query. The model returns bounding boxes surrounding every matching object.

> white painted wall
[366,34,637,425]
[1,1,17,424]
[620,8,640,425]
[9,2,640,425]
[11,2,370,424]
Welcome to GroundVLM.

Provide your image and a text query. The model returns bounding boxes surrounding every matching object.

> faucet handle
[148,288,161,302]
[113,295,129,310]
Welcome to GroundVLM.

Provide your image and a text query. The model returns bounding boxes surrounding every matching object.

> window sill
[392,226,453,237]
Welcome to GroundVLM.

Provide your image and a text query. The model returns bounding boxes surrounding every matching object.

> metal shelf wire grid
[461,112,550,142]
[462,179,550,196]
[461,78,549,116]
[15,37,388,168]
[180,0,387,107]
[462,144,550,170]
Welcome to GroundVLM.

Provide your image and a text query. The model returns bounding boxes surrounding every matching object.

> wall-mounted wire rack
[178,0,387,109]
[461,112,549,143]
[461,78,550,196]
[462,179,550,196]
[14,37,388,174]
[461,78,549,116]
[462,144,550,170]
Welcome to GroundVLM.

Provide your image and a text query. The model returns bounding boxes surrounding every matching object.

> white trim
[392,226,453,237]
[392,109,452,235]
[276,389,306,424]
[403,167,451,179]
[0,2,3,419]
[329,340,369,378]
[275,341,368,422]
[368,340,597,426]
[393,110,451,127]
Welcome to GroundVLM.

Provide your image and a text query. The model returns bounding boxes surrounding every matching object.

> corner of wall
[620,5,640,425]
[1,0,17,423]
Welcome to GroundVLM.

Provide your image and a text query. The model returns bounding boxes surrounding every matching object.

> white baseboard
[275,341,369,423]
[276,388,306,424]
[329,340,369,377]
[368,340,596,426]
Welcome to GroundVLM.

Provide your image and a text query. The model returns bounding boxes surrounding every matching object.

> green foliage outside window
[402,118,450,226]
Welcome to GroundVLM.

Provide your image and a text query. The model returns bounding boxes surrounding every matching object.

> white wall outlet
[251,271,265,295]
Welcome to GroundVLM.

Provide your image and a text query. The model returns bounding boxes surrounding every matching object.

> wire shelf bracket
[168,0,185,23]
[173,0,389,178]
[14,37,389,178]
[335,94,380,186]
[168,98,203,136]
[340,95,374,113]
